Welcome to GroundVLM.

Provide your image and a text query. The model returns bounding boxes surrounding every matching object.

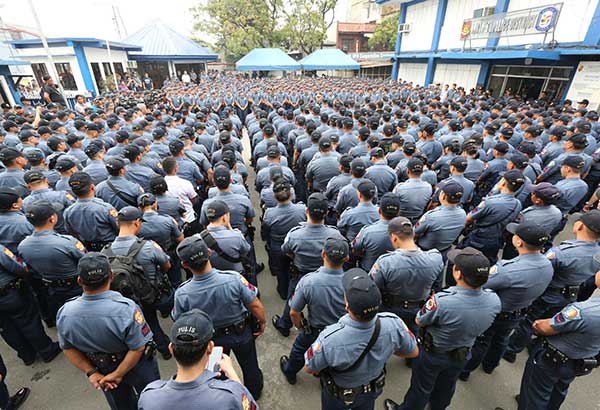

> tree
[368,11,399,51]
[191,0,283,63]
[281,0,327,54]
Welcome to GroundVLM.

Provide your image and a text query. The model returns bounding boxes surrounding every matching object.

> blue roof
[236,48,301,71]
[124,21,218,61]
[299,49,360,70]
[6,38,141,52]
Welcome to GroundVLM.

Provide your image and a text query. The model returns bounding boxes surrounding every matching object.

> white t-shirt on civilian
[165,175,197,223]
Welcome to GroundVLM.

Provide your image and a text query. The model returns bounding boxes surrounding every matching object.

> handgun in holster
[300,312,312,335]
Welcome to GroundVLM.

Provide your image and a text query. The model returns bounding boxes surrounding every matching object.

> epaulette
[558,240,578,250]
[65,295,82,303]
[377,312,398,319]
[436,288,455,298]
[142,380,168,392]
[321,323,344,339]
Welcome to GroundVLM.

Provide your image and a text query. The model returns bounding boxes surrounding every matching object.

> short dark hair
[459,267,489,288]
[81,276,109,291]
[172,340,209,367]
[185,258,209,272]
[162,157,177,175]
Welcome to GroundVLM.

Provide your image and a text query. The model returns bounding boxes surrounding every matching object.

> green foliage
[192,0,338,62]
[368,11,399,51]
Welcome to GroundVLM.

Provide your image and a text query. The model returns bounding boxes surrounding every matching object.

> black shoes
[279,356,296,385]
[42,343,62,363]
[256,263,265,274]
[458,372,470,382]
[9,387,30,410]
[383,399,400,410]
[503,351,517,363]
[271,315,290,337]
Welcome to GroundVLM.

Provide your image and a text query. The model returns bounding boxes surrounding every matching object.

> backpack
[102,239,158,307]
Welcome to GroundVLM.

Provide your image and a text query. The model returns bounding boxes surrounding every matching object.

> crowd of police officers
[0,76,599,410]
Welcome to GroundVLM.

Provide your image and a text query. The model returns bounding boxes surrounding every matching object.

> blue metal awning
[236,48,301,71]
[299,49,360,70]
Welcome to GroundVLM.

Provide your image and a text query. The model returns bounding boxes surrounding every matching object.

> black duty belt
[547,285,580,299]
[322,371,385,404]
[497,308,527,320]
[42,276,79,288]
[0,279,22,296]
[289,264,311,279]
[214,317,249,338]
[382,294,425,309]
[541,340,600,376]
[421,330,470,362]
[86,351,127,368]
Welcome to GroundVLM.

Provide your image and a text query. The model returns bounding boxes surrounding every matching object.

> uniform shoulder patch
[65,192,75,201]
[3,247,14,258]
[546,250,555,260]
[109,208,118,218]
[240,275,256,292]
[554,305,582,324]
[152,241,162,250]
[75,241,85,252]
[420,295,438,314]
[489,265,498,275]
[134,308,145,326]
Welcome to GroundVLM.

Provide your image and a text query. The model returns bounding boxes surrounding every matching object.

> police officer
[459,222,553,381]
[305,268,419,410]
[306,136,341,194]
[0,187,33,254]
[173,236,266,399]
[0,243,61,365]
[18,201,86,320]
[352,193,401,271]
[123,144,159,192]
[337,180,379,242]
[82,142,109,184]
[460,170,524,264]
[0,352,30,410]
[103,206,172,360]
[138,309,258,410]
[96,157,144,210]
[557,155,589,215]
[325,155,353,222]
[138,194,184,288]
[335,158,372,216]
[384,247,501,410]
[54,156,79,193]
[515,282,600,410]
[261,178,307,299]
[22,169,74,234]
[392,157,432,223]
[0,148,28,198]
[414,182,467,290]
[365,147,396,200]
[56,253,160,410]
[272,193,345,337]
[148,175,185,228]
[504,211,600,363]
[199,200,251,278]
[428,156,474,209]
[64,172,119,251]
[370,216,443,337]
[279,238,349,385]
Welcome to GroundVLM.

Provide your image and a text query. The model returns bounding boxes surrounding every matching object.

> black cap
[579,99,590,105]
[19,130,39,142]
[0,147,23,163]
[25,150,44,162]
[350,158,366,175]
[447,247,490,277]
[407,157,424,173]
[550,126,567,138]
[499,127,514,137]
[24,201,60,225]
[122,144,141,159]
[152,128,166,139]
[440,181,464,203]
[318,136,332,150]
[85,143,102,157]
[529,182,561,203]
[509,152,529,169]
[379,193,401,218]
[169,139,185,154]
[106,157,126,172]
[266,145,279,158]
[324,238,349,264]
[388,216,413,235]
[563,155,585,170]
[577,210,600,234]
[118,206,145,222]
[339,154,352,169]
[0,187,20,210]
[69,172,92,192]
[357,179,376,198]
[171,309,214,347]
[24,169,46,184]
[66,133,84,145]
[37,126,52,135]
[218,131,231,143]
[138,193,156,207]
[213,165,231,188]
[450,155,468,171]
[149,175,167,192]
[494,142,509,154]
[55,157,78,172]
[506,222,550,246]
[503,170,525,191]
[307,192,328,218]
[206,199,229,221]
[567,133,588,147]
[343,268,381,318]
[177,236,210,264]
[78,252,111,285]
[273,177,292,193]
[369,147,384,158]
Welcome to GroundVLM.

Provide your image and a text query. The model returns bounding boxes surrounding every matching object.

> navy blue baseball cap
[506,222,550,246]
[171,309,214,347]
[563,155,585,170]
[440,181,464,203]
[105,157,126,172]
[78,252,111,285]
[324,238,349,264]
[343,268,381,318]
[529,182,561,203]
[307,193,328,218]
[118,206,145,222]
[379,193,401,218]
[137,193,156,207]
[206,199,229,221]
[177,236,210,265]
[24,201,61,225]
[503,170,525,191]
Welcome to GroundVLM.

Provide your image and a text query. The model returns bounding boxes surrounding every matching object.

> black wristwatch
[86,367,99,378]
